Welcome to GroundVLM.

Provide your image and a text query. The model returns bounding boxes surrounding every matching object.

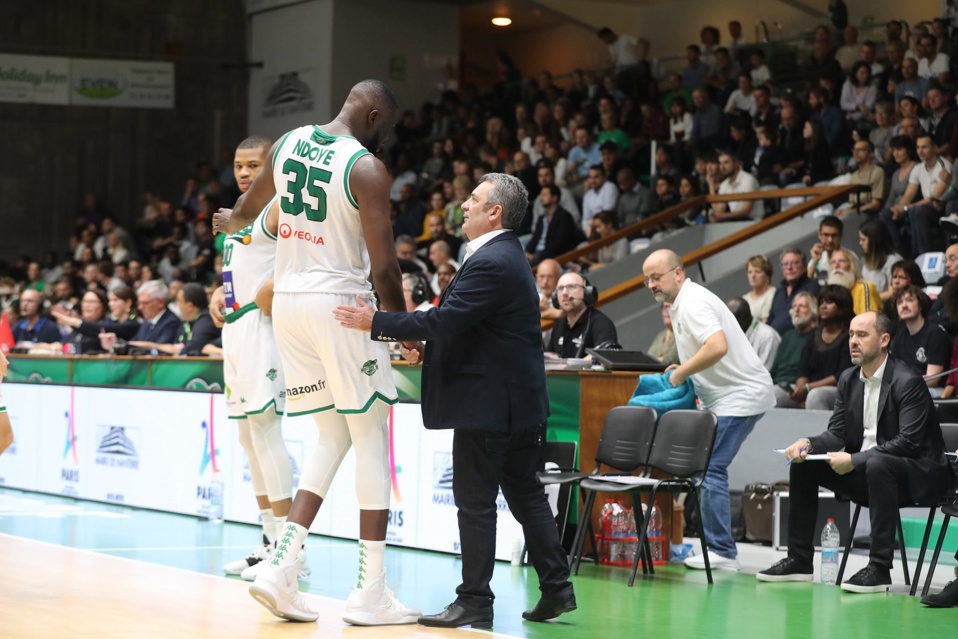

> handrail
[541,184,863,331]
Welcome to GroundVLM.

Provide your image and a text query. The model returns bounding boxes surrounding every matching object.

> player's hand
[333,296,375,332]
[400,341,424,364]
[0,350,8,378]
[209,286,226,327]
[212,208,233,235]
[254,279,274,317]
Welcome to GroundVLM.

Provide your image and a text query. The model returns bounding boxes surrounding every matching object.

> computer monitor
[586,349,668,372]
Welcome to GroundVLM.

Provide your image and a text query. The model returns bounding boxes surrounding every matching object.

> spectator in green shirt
[597,111,631,153]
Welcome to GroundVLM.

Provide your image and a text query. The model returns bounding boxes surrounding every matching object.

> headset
[406,272,431,305]
[551,275,599,309]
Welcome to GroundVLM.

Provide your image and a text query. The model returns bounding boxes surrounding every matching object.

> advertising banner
[0,54,70,105]
[70,58,174,109]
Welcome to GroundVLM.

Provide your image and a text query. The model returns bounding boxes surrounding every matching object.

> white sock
[271,522,309,568]
[274,516,287,546]
[357,539,385,589]
[260,509,276,544]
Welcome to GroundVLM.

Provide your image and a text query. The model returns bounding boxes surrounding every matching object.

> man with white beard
[827,248,883,315]
[770,292,819,407]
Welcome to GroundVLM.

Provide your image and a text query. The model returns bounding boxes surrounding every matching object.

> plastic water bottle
[648,504,664,563]
[623,507,638,564]
[208,472,224,524]
[599,499,615,563]
[610,501,625,563]
[820,518,840,584]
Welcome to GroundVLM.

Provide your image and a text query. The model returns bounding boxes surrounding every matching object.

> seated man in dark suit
[101,280,180,353]
[525,184,581,266]
[758,311,954,592]
[131,283,220,356]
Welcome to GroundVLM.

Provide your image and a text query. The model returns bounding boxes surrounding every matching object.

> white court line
[85,545,258,552]
[0,533,521,639]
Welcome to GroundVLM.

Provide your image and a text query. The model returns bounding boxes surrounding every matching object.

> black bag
[742,481,789,543]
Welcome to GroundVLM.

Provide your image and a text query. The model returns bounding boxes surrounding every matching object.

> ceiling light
[492,17,512,26]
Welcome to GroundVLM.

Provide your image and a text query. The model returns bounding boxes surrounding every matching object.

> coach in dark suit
[334,174,575,628]
[758,311,954,592]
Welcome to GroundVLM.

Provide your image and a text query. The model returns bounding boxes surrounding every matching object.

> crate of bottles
[596,499,666,567]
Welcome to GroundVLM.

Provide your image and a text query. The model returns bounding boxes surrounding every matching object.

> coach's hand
[333,296,375,332]
[400,341,424,365]
[212,208,233,234]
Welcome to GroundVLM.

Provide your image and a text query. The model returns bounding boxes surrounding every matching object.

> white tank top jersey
[221,199,277,313]
[271,125,373,295]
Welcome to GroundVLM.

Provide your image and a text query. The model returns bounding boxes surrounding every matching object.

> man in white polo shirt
[643,249,776,571]
[708,151,763,222]
[885,133,952,257]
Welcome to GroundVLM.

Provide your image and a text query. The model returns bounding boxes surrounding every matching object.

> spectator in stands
[753,127,786,186]
[729,296,781,370]
[728,116,758,168]
[598,142,626,188]
[884,259,926,326]
[393,183,429,239]
[395,235,429,274]
[753,85,779,131]
[648,302,679,366]
[130,282,218,356]
[744,255,775,322]
[12,289,60,345]
[777,284,854,410]
[707,47,740,101]
[878,136,918,251]
[54,290,108,354]
[807,40,845,94]
[898,96,929,132]
[597,111,630,153]
[938,277,958,399]
[691,88,723,154]
[837,140,885,216]
[581,165,619,236]
[927,84,957,157]
[51,284,140,342]
[582,211,628,270]
[857,220,902,304]
[678,175,706,225]
[682,44,711,91]
[769,248,821,335]
[102,280,179,352]
[778,106,807,183]
[708,151,763,221]
[807,89,844,159]
[750,50,772,87]
[829,248,883,314]
[526,184,580,266]
[445,176,470,237]
[890,284,951,397]
[637,101,670,147]
[835,25,860,71]
[597,27,647,95]
[668,97,694,145]
[725,74,757,116]
[652,175,680,218]
[808,215,844,286]
[428,241,459,278]
[418,213,463,261]
[615,167,652,227]
[895,58,931,104]
[868,102,896,165]
[546,272,618,358]
[841,62,878,125]
[535,258,563,322]
[22,261,44,294]
[769,291,819,399]
[532,163,580,226]
[887,133,952,257]
[918,34,950,81]
[932,17,957,58]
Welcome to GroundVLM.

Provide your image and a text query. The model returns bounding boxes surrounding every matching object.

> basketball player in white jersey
[0,350,12,456]
[215,80,418,625]
[211,137,307,582]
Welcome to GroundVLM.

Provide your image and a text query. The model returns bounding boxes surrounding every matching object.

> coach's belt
[223,302,259,324]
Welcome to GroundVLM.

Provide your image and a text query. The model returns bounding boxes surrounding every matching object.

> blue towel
[627,371,697,414]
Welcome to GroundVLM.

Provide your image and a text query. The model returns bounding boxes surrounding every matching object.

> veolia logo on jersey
[279,223,325,245]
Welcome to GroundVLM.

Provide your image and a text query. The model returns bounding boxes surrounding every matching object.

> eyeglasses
[645,268,676,284]
[781,260,803,267]
[556,284,584,294]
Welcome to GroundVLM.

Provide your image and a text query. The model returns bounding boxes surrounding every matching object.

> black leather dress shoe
[922,580,958,608]
[418,602,494,628]
[522,588,577,622]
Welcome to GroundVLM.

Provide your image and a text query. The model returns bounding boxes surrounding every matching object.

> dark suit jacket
[809,356,954,505]
[525,206,580,264]
[371,231,550,432]
[130,308,180,344]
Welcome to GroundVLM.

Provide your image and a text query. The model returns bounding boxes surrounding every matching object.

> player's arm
[227,141,280,232]
[254,279,275,316]
[351,155,404,313]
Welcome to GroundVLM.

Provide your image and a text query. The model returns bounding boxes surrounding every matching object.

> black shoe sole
[522,603,577,622]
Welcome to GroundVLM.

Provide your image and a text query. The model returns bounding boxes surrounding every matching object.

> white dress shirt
[859,354,888,452]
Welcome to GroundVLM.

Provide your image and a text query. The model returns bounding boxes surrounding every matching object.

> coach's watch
[903,205,910,212]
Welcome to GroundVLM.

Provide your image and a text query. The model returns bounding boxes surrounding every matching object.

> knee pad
[345,402,391,510]
[247,410,293,502]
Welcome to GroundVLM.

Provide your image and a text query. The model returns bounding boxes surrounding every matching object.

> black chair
[539,440,578,548]
[918,424,958,597]
[578,409,718,586]
[834,504,920,590]
[538,406,657,573]
[935,401,958,425]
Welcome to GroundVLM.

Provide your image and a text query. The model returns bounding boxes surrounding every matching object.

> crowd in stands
[7,11,958,369]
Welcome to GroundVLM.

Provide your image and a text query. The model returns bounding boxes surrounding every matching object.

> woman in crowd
[582,211,629,270]
[878,135,918,251]
[678,175,706,225]
[801,120,835,185]
[668,97,694,145]
[883,260,926,325]
[858,219,902,302]
[51,285,141,346]
[840,61,878,124]
[774,285,854,410]
[50,290,110,354]
[743,255,775,322]
[648,302,679,366]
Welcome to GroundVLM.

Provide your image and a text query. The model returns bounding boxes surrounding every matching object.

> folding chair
[536,406,657,573]
[578,409,718,586]
[918,424,958,597]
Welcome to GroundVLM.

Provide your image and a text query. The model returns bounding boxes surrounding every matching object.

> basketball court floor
[0,488,955,638]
